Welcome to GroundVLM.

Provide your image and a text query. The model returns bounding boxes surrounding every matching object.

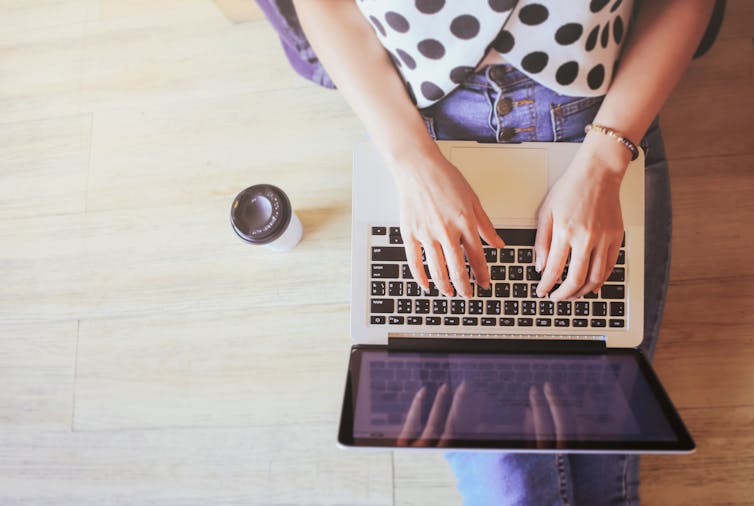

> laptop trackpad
[449,146,548,221]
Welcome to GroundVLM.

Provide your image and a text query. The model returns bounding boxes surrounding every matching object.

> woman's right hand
[391,148,505,299]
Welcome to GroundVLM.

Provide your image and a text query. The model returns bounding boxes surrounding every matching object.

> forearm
[292,0,438,170]
[586,0,715,173]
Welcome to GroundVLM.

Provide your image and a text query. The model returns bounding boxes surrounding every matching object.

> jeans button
[498,127,516,142]
[489,65,507,84]
[496,97,513,116]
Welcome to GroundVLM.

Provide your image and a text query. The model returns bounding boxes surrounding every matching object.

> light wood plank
[213,0,265,24]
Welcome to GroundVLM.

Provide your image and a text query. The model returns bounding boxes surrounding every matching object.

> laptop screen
[338,346,694,452]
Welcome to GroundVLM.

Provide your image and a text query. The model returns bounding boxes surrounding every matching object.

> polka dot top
[356,0,633,108]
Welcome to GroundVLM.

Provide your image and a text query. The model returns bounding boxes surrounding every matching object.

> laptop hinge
[387,334,607,353]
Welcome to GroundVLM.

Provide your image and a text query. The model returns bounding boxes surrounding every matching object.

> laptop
[338,141,694,453]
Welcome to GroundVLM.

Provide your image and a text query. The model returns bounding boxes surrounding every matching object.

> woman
[260,1,715,503]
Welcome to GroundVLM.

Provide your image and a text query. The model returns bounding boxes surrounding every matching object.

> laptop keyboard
[368,227,627,330]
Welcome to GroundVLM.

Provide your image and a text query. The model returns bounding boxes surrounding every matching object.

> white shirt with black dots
[356,0,633,108]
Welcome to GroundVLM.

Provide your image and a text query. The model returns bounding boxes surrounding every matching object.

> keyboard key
[536,318,552,327]
[469,300,484,315]
[389,227,401,237]
[591,318,607,328]
[402,265,413,279]
[390,235,403,245]
[388,316,404,325]
[500,317,515,326]
[426,316,441,325]
[500,249,516,263]
[592,302,607,317]
[444,317,460,326]
[388,282,403,296]
[539,300,554,315]
[371,281,386,296]
[491,265,506,280]
[371,247,406,262]
[522,301,537,315]
[609,319,625,328]
[573,318,588,328]
[481,317,496,326]
[486,300,501,315]
[601,284,625,299]
[432,300,448,314]
[608,267,625,282]
[616,250,625,265]
[530,283,539,297]
[463,317,479,326]
[557,301,572,316]
[509,266,524,280]
[397,299,412,314]
[497,229,536,246]
[610,302,625,317]
[372,264,400,279]
[370,299,394,313]
[495,283,511,298]
[484,248,497,263]
[518,317,534,326]
[504,301,519,315]
[450,300,466,314]
[526,266,541,281]
[407,316,422,325]
[477,285,492,297]
[575,302,590,316]
[406,282,422,296]
[513,283,528,298]
[584,291,599,299]
[554,318,570,327]
[370,315,386,324]
[427,282,440,297]
[518,248,533,264]
[415,299,430,314]
[372,226,386,235]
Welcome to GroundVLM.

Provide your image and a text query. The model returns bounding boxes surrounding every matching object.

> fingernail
[535,259,542,273]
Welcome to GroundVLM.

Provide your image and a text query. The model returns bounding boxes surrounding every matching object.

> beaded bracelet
[584,123,639,161]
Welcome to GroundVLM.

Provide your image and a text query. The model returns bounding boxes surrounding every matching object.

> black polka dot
[556,61,579,86]
[415,0,445,14]
[450,65,474,84]
[396,49,416,70]
[585,25,599,51]
[420,81,445,101]
[488,0,515,12]
[385,11,410,33]
[406,81,417,105]
[555,23,583,45]
[612,59,620,79]
[601,21,610,48]
[610,0,623,12]
[590,0,610,13]
[519,4,549,25]
[521,51,548,73]
[450,15,480,40]
[369,16,386,37]
[417,39,445,59]
[587,64,605,90]
[613,16,624,44]
[492,30,515,54]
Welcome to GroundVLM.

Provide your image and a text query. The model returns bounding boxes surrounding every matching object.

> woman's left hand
[534,135,630,302]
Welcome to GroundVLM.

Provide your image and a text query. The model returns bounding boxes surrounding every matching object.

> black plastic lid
[230,184,292,245]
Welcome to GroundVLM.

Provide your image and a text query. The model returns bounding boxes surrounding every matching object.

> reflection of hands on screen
[397,381,470,447]
[528,382,578,449]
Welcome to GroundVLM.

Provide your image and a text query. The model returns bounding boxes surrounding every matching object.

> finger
[474,199,505,249]
[440,381,468,443]
[424,241,454,297]
[543,382,571,448]
[602,243,621,285]
[550,243,591,302]
[534,212,553,273]
[462,231,490,291]
[404,237,429,290]
[574,244,609,299]
[397,386,426,446]
[418,383,451,444]
[536,236,569,298]
[529,385,554,449]
[441,239,473,299]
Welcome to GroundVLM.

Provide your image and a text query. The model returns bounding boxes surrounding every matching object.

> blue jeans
[421,65,672,506]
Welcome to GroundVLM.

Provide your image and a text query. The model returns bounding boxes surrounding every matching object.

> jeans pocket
[550,96,604,142]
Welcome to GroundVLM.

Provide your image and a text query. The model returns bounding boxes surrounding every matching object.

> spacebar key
[371,246,406,262]
[370,299,395,313]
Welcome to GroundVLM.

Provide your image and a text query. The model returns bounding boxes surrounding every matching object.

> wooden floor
[0,1,752,504]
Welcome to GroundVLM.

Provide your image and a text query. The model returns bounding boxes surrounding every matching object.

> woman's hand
[392,148,505,299]
[534,134,630,302]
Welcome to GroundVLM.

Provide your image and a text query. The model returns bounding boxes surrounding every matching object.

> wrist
[580,129,633,179]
